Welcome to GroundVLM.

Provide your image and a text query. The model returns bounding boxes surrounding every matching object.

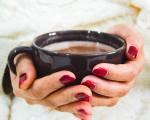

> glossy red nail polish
[92,67,107,77]
[19,73,27,87]
[128,46,138,59]
[75,93,90,102]
[59,75,75,85]
[78,109,88,115]
[81,80,95,90]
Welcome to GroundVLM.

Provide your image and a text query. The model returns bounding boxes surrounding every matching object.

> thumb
[107,24,143,60]
[16,54,36,90]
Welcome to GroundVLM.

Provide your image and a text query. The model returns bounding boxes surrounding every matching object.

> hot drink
[43,41,115,55]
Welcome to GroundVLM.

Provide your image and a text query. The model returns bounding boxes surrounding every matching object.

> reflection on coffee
[43,41,115,54]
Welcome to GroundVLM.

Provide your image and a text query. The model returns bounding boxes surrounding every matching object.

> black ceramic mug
[8,30,126,84]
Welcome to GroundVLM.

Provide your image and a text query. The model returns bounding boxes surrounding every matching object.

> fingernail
[81,80,95,90]
[75,93,91,102]
[19,73,27,87]
[59,75,75,85]
[92,67,107,77]
[128,46,138,59]
[78,109,88,115]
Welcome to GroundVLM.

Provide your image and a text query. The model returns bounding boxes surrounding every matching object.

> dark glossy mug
[8,30,126,84]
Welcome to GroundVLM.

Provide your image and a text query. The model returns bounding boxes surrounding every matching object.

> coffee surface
[43,41,115,54]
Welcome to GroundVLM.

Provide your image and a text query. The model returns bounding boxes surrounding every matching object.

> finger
[25,70,76,100]
[9,70,16,81]
[107,24,144,60]
[9,70,17,95]
[57,101,92,120]
[14,54,37,90]
[92,94,119,107]
[81,75,135,97]
[40,85,92,108]
[12,70,76,100]
[25,100,92,120]
[92,52,145,82]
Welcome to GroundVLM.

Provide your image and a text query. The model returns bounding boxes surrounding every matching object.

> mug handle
[8,46,33,75]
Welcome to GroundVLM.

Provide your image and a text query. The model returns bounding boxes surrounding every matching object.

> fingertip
[78,101,92,113]
[127,45,138,60]
[17,60,37,90]
[19,69,36,90]
[19,73,27,89]
[57,101,92,120]
[79,85,93,97]
[92,63,109,78]
[75,109,91,120]
[81,79,96,91]
[54,70,76,85]
[76,102,92,120]
[107,24,141,61]
[92,63,109,71]
[59,70,76,79]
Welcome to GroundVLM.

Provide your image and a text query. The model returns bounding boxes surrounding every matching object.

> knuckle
[30,89,44,100]
[29,81,46,100]
[13,90,20,97]
[56,106,63,112]
[117,88,129,97]
[128,66,138,80]
[107,99,118,107]
[73,85,91,94]
[25,99,34,105]
[45,100,58,109]
[131,68,138,78]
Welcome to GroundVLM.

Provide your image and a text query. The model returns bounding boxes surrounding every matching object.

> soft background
[0,0,150,120]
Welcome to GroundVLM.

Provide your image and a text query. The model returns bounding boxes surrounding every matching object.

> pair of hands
[10,24,145,120]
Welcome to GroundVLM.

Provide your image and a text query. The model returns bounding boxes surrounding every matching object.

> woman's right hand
[10,54,92,120]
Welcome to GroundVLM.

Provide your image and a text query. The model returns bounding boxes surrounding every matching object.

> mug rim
[32,30,126,57]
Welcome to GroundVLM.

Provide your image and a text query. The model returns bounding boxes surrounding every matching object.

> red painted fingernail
[78,109,88,115]
[19,73,27,87]
[75,93,91,102]
[92,67,107,77]
[128,46,138,59]
[81,80,95,90]
[59,75,75,85]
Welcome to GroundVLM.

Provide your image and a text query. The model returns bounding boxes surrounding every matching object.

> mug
[8,30,126,84]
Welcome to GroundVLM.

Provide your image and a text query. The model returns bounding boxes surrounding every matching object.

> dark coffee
[43,41,115,54]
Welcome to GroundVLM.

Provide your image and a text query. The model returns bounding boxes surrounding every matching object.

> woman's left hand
[81,24,145,107]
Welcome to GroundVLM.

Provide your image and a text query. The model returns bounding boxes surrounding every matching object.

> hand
[10,54,92,120]
[81,24,145,107]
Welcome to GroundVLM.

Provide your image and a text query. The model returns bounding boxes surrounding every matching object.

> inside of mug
[34,30,125,55]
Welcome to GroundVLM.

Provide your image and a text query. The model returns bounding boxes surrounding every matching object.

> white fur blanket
[0,0,150,120]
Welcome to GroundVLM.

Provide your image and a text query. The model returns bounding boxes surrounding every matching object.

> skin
[10,24,145,120]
